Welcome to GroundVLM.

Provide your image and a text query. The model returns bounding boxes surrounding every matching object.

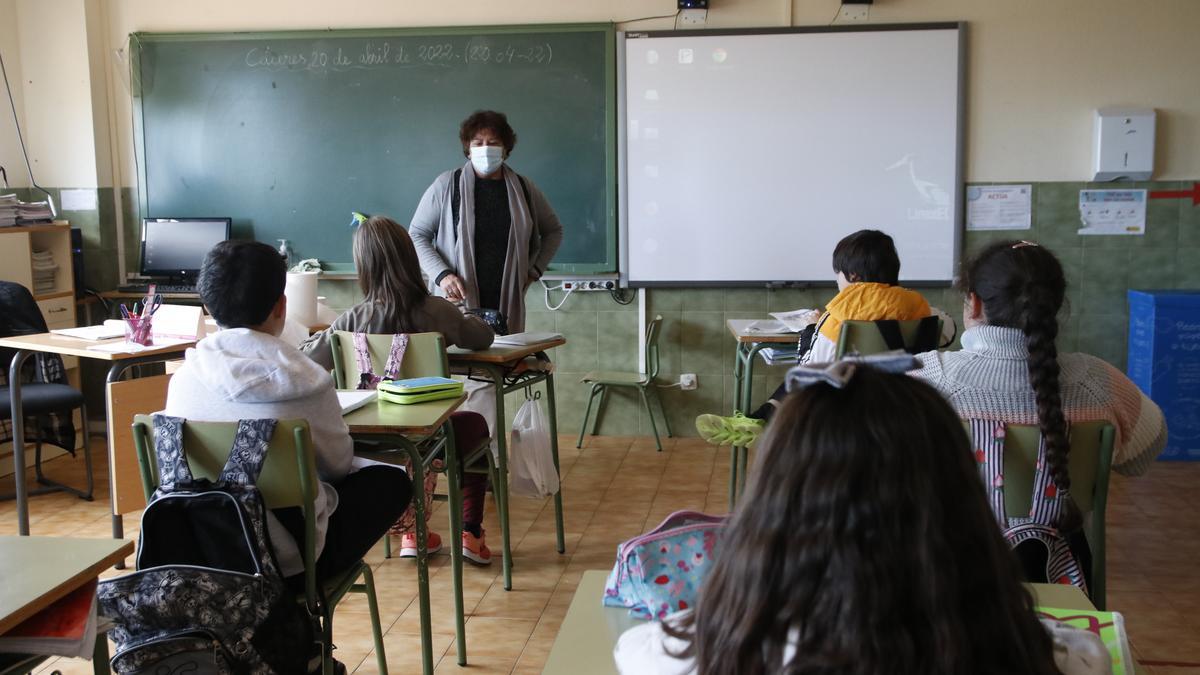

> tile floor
[3,435,1199,674]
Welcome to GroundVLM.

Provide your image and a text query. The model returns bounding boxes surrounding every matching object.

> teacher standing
[409,110,563,334]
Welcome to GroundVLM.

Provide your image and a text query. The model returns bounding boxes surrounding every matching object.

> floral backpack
[603,511,726,619]
[97,415,313,674]
[967,419,1088,593]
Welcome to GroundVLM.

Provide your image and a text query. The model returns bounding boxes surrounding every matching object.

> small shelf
[0,221,70,234]
[34,290,75,302]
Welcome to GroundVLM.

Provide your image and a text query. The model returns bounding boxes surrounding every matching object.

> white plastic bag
[509,395,560,499]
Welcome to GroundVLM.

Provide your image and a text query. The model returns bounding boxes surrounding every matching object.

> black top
[473,176,512,312]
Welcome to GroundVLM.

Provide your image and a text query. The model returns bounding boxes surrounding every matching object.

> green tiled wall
[72,180,1199,437]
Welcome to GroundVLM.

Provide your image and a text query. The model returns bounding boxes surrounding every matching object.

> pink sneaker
[462,530,492,566]
[398,531,442,558]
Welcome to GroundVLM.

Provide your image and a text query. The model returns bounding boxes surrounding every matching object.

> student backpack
[967,419,1089,593]
[97,415,314,675]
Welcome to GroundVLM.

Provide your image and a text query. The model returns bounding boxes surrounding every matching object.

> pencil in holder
[124,315,154,346]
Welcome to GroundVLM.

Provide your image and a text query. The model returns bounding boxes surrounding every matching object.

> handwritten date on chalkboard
[244,40,554,71]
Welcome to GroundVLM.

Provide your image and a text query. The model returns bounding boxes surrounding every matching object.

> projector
[678,0,707,8]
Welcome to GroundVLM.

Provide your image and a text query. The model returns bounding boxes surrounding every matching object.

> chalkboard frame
[128,23,618,274]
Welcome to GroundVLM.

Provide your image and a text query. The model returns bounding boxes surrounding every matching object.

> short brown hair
[459,110,517,158]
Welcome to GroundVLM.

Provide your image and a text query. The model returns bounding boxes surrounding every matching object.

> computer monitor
[139,217,231,282]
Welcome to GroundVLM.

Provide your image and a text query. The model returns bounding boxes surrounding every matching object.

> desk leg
[730,343,766,506]
[544,373,566,554]
[484,363,514,591]
[442,421,468,666]
[9,350,33,535]
[728,344,746,511]
[406,443,434,675]
[105,362,133,548]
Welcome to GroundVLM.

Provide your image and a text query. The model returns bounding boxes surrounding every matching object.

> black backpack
[98,415,314,674]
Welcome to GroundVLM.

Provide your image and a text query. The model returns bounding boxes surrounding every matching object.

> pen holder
[124,315,154,346]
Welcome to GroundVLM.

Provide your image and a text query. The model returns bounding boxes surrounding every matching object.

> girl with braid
[912,240,1166,589]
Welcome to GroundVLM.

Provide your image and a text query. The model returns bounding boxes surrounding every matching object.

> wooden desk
[0,333,193,539]
[343,394,466,674]
[447,338,567,591]
[0,535,133,634]
[545,571,1104,675]
[724,320,801,507]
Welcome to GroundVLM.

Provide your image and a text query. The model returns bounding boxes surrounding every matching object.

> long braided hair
[960,240,1080,533]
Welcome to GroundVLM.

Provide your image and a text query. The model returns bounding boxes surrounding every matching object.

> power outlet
[679,9,708,27]
[836,5,870,22]
[679,373,698,391]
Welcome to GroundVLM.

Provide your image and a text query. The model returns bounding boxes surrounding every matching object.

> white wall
[0,0,29,188]
[7,0,1200,193]
[14,0,98,187]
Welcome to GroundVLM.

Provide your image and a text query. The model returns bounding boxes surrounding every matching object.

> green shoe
[695,412,765,447]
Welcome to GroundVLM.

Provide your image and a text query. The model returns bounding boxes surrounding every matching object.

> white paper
[60,188,97,212]
[768,309,819,332]
[151,304,204,340]
[86,337,191,353]
[1078,189,1146,235]
[337,390,377,415]
[966,185,1032,230]
[744,320,799,334]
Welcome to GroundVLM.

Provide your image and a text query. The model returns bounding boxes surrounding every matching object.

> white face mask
[470,145,504,176]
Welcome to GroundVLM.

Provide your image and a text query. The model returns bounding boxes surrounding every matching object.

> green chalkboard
[131,25,616,272]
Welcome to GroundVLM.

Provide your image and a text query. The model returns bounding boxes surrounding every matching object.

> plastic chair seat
[0,383,86,418]
[580,370,650,386]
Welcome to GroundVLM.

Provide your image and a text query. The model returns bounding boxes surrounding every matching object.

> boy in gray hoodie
[165,240,411,581]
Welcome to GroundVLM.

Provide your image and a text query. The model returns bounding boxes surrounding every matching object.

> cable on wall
[0,48,57,216]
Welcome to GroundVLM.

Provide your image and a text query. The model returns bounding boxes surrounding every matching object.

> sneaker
[398,531,443,558]
[462,530,493,566]
[695,412,765,447]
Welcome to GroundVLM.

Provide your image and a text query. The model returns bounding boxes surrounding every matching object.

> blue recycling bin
[1127,290,1200,460]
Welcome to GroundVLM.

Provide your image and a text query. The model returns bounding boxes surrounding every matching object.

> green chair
[131,415,388,675]
[578,314,672,451]
[834,316,943,358]
[976,420,1115,610]
[330,330,491,667]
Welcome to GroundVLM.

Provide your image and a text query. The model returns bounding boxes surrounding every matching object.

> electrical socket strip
[561,279,617,291]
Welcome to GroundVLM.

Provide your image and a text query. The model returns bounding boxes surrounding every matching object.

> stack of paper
[493,331,563,346]
[0,194,17,227]
[759,346,799,365]
[16,200,53,224]
[30,249,58,294]
[0,579,99,658]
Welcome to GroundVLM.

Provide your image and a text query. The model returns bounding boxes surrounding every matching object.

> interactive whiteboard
[620,24,964,285]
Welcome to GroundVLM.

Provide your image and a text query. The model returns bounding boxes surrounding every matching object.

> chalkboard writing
[131,25,616,271]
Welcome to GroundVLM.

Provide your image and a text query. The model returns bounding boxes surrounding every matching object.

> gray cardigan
[408,167,563,329]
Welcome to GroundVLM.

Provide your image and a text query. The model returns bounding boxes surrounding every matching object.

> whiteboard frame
[618,22,966,288]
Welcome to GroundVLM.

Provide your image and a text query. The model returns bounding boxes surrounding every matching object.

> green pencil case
[377,377,463,405]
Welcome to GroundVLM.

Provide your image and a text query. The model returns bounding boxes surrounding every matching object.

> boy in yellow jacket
[697,230,938,446]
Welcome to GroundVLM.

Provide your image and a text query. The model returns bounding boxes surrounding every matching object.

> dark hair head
[831,229,901,285]
[670,367,1059,675]
[353,215,429,329]
[459,110,517,158]
[960,240,1078,532]
[198,240,286,329]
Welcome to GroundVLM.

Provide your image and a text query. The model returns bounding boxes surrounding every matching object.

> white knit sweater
[912,325,1167,476]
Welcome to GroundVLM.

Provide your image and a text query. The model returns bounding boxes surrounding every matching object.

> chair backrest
[835,316,942,359]
[131,414,318,511]
[1000,421,1114,523]
[644,315,665,379]
[330,330,449,388]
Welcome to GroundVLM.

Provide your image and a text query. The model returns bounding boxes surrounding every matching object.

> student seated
[616,358,1110,675]
[696,229,940,447]
[165,240,412,583]
[300,215,498,564]
[911,240,1167,587]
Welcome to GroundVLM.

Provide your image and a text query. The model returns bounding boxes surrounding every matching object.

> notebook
[51,320,126,341]
[1036,607,1133,674]
[493,331,563,346]
[337,390,377,415]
